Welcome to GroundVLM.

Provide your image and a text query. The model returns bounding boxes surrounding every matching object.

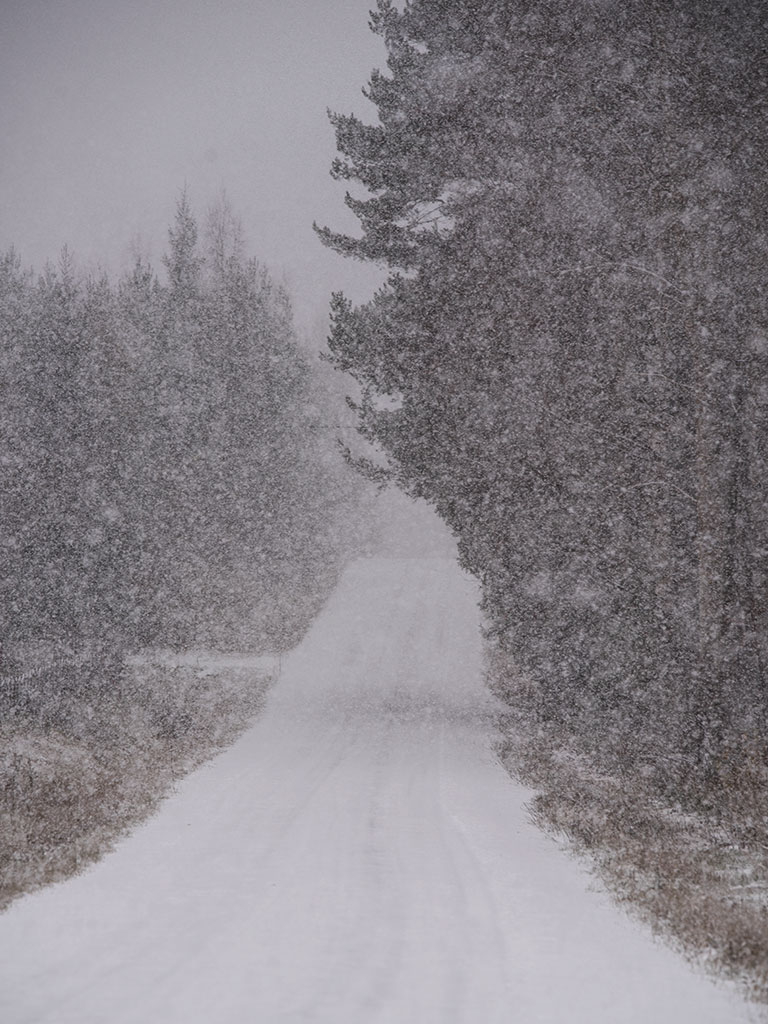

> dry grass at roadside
[495,715,768,1008]
[0,655,276,912]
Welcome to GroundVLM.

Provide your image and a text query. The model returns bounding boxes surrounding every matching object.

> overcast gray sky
[0,0,386,331]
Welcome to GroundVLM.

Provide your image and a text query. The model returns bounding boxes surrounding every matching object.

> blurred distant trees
[1,193,359,656]
[318,0,768,801]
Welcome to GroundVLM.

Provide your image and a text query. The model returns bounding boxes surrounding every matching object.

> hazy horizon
[0,0,387,332]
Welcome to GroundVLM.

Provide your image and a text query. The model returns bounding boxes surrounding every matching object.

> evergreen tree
[163,187,204,301]
[318,0,768,797]
[1,193,364,659]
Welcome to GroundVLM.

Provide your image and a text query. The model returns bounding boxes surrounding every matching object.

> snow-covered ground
[0,507,755,1023]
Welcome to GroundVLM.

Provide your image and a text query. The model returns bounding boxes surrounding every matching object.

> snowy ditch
[0,649,278,912]
[494,706,768,1006]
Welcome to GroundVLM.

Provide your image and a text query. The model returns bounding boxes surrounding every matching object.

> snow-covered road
[0,542,754,1021]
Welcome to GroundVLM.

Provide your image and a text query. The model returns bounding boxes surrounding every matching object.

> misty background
[0,0,385,330]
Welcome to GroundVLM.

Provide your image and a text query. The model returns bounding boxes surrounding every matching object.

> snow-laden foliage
[1,193,360,657]
[318,0,768,803]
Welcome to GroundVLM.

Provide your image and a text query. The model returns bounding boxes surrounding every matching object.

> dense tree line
[1,193,358,657]
[319,0,768,802]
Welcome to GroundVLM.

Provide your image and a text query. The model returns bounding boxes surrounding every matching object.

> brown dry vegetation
[0,656,274,912]
[491,662,768,1009]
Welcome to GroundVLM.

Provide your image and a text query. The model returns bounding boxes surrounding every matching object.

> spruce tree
[318,0,768,796]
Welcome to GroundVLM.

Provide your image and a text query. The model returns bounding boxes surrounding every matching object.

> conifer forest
[1,1,767,1020]
[321,0,768,808]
